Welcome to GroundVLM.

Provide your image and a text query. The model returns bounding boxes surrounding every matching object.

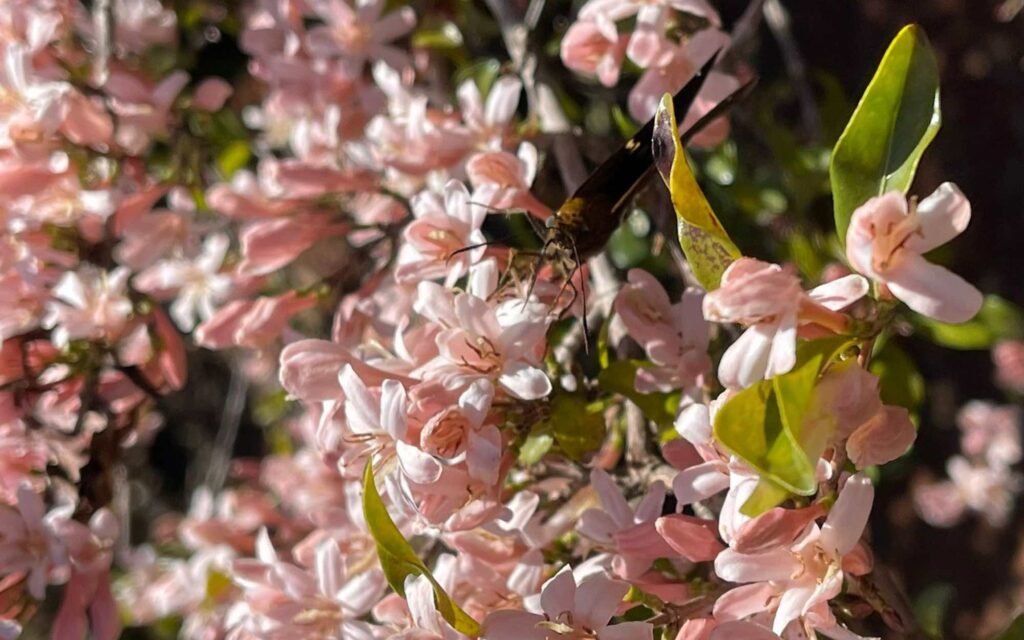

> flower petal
[905,182,971,254]
[885,253,983,323]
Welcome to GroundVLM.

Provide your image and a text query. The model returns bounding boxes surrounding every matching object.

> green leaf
[216,140,251,178]
[869,342,925,412]
[830,24,941,246]
[551,396,606,461]
[740,478,791,517]
[914,583,955,639]
[411,22,464,50]
[597,360,677,428]
[652,93,742,290]
[518,432,554,465]
[714,337,854,499]
[992,614,1024,640]
[915,295,1024,350]
[362,463,481,636]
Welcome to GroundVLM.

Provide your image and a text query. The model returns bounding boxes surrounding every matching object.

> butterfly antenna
[445,237,508,265]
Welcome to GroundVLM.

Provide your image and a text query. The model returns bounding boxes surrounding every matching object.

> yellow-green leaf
[362,463,481,636]
[741,478,791,517]
[652,93,741,290]
[714,337,854,502]
[830,24,941,246]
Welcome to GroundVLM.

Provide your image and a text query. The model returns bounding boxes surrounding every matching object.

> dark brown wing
[566,54,723,215]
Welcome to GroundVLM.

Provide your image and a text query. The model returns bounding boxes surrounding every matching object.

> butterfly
[540,53,754,270]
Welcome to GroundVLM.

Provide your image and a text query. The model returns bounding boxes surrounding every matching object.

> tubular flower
[845,183,983,323]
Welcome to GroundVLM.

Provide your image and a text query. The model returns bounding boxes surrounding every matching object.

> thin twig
[91,0,111,87]
[763,0,820,141]
[204,363,248,492]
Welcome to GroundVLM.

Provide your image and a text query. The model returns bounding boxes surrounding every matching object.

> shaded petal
[718,324,774,389]
[807,274,869,311]
[484,76,523,127]
[655,514,724,562]
[598,621,654,640]
[396,441,443,484]
[905,182,971,254]
[820,473,873,556]
[591,468,634,528]
[713,582,779,621]
[481,610,546,640]
[673,462,731,505]
[499,361,551,400]
[574,573,630,630]
[713,547,799,584]
[885,253,983,324]
[540,566,576,619]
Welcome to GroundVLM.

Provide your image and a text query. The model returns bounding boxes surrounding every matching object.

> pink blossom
[615,268,710,392]
[482,566,652,640]
[846,183,983,323]
[0,44,69,148]
[195,291,317,350]
[305,0,417,74]
[578,469,687,578]
[0,485,69,599]
[103,68,190,154]
[579,0,721,71]
[230,532,386,638]
[559,20,628,87]
[237,214,348,276]
[993,339,1024,393]
[51,509,120,640]
[192,77,233,112]
[416,379,501,486]
[391,574,468,640]
[42,265,133,347]
[457,75,522,149]
[110,0,177,53]
[627,29,730,122]
[703,258,868,388]
[914,456,1022,528]
[414,261,552,400]
[338,365,445,484]
[956,400,1021,468]
[396,181,487,287]
[466,143,552,220]
[135,233,233,331]
[845,406,916,468]
[713,474,874,636]
[807,364,917,469]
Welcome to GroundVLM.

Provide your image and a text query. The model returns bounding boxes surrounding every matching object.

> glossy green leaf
[715,337,854,499]
[652,93,742,290]
[915,295,1024,350]
[830,24,941,246]
[740,478,791,518]
[362,463,481,636]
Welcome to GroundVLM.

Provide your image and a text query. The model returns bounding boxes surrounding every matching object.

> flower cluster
[560,0,740,142]
[0,1,998,640]
[914,401,1023,528]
